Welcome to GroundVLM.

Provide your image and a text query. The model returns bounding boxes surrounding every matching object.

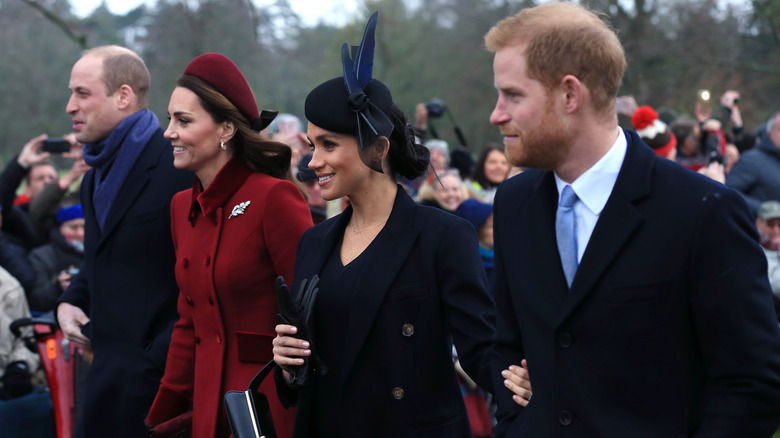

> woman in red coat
[145,53,312,438]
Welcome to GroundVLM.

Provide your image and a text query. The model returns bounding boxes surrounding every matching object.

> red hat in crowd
[631,105,677,158]
[183,53,276,131]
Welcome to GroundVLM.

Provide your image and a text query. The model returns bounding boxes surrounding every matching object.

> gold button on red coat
[392,387,405,400]
[216,335,222,344]
[401,324,414,337]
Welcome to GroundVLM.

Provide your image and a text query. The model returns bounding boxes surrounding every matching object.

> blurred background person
[425,138,451,177]
[269,113,309,176]
[726,112,780,216]
[631,105,677,161]
[467,142,509,203]
[295,153,327,224]
[0,135,59,251]
[755,200,780,321]
[0,265,39,401]
[28,203,85,313]
[145,53,311,438]
[416,169,470,212]
[28,134,90,243]
[453,199,495,293]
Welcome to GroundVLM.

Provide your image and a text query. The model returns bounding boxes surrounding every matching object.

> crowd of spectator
[1,26,779,438]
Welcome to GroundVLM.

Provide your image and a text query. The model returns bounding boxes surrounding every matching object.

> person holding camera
[27,203,85,312]
[0,135,59,251]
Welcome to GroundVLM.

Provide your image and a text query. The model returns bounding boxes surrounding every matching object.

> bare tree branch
[19,0,88,49]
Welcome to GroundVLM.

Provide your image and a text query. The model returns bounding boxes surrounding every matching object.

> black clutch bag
[224,361,277,438]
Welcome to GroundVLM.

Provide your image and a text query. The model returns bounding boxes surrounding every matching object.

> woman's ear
[220,121,237,143]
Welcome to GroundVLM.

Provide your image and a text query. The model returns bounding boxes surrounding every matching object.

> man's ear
[560,75,583,114]
[115,84,135,111]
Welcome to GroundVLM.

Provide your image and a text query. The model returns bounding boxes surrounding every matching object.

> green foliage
[2,0,779,165]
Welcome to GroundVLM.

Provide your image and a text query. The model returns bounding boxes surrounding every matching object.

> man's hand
[59,157,90,191]
[17,134,50,168]
[720,90,740,109]
[61,133,84,160]
[57,302,91,346]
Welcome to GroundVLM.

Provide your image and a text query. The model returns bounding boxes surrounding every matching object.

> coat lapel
[524,172,569,309]
[340,188,421,382]
[80,169,102,241]
[559,131,654,321]
[98,138,160,244]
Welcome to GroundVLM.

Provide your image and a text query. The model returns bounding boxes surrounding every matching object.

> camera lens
[424,98,446,118]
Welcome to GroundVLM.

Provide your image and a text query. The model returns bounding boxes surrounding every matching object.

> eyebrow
[170,111,193,117]
[310,133,342,143]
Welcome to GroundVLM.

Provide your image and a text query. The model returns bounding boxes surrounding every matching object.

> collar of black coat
[188,157,252,225]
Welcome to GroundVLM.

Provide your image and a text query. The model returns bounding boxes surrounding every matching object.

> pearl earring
[220,141,227,151]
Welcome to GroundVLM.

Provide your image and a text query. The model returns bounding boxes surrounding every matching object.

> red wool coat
[147,158,313,438]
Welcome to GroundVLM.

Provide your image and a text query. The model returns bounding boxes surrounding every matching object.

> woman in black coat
[272,13,496,437]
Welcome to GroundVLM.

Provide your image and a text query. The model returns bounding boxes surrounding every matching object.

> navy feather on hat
[304,12,394,173]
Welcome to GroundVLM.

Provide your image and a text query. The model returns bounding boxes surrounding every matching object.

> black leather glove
[1,360,33,399]
[276,275,322,386]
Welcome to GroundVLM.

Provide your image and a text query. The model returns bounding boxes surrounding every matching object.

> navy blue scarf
[83,109,159,230]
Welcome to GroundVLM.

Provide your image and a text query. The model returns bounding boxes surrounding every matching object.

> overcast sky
[70,0,360,26]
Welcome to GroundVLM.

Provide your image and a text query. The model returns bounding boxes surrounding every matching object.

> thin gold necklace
[350,218,388,235]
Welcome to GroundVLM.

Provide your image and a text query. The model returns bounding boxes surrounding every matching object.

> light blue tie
[556,185,579,287]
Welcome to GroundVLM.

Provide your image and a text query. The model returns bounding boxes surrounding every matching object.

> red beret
[183,53,259,126]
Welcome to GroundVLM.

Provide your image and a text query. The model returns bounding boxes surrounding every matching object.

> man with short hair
[727,112,780,216]
[0,136,60,249]
[56,45,191,437]
[756,200,780,320]
[487,3,780,436]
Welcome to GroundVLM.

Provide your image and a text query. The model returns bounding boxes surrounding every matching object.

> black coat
[276,187,496,437]
[58,129,192,438]
[27,227,84,312]
[492,130,780,437]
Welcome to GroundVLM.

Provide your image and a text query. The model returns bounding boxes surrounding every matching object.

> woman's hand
[273,324,311,384]
[502,359,533,407]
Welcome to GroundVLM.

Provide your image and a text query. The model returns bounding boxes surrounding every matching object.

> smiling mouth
[173,147,186,152]
[318,174,333,183]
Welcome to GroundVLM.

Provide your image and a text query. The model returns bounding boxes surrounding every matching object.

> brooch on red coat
[228,200,251,219]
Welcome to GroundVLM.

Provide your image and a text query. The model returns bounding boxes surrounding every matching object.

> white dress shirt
[554,128,628,263]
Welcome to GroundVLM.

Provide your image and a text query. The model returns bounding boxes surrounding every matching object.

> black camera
[42,137,71,153]
[424,98,446,118]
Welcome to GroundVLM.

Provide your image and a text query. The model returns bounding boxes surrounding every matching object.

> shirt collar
[555,128,627,216]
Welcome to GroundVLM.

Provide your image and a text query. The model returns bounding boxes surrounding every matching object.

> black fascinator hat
[304,12,394,173]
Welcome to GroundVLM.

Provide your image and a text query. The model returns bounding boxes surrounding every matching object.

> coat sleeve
[437,217,496,393]
[262,181,313,286]
[0,159,26,229]
[689,188,780,436]
[28,181,66,241]
[724,154,762,215]
[490,186,528,433]
[27,246,61,312]
[146,194,193,426]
